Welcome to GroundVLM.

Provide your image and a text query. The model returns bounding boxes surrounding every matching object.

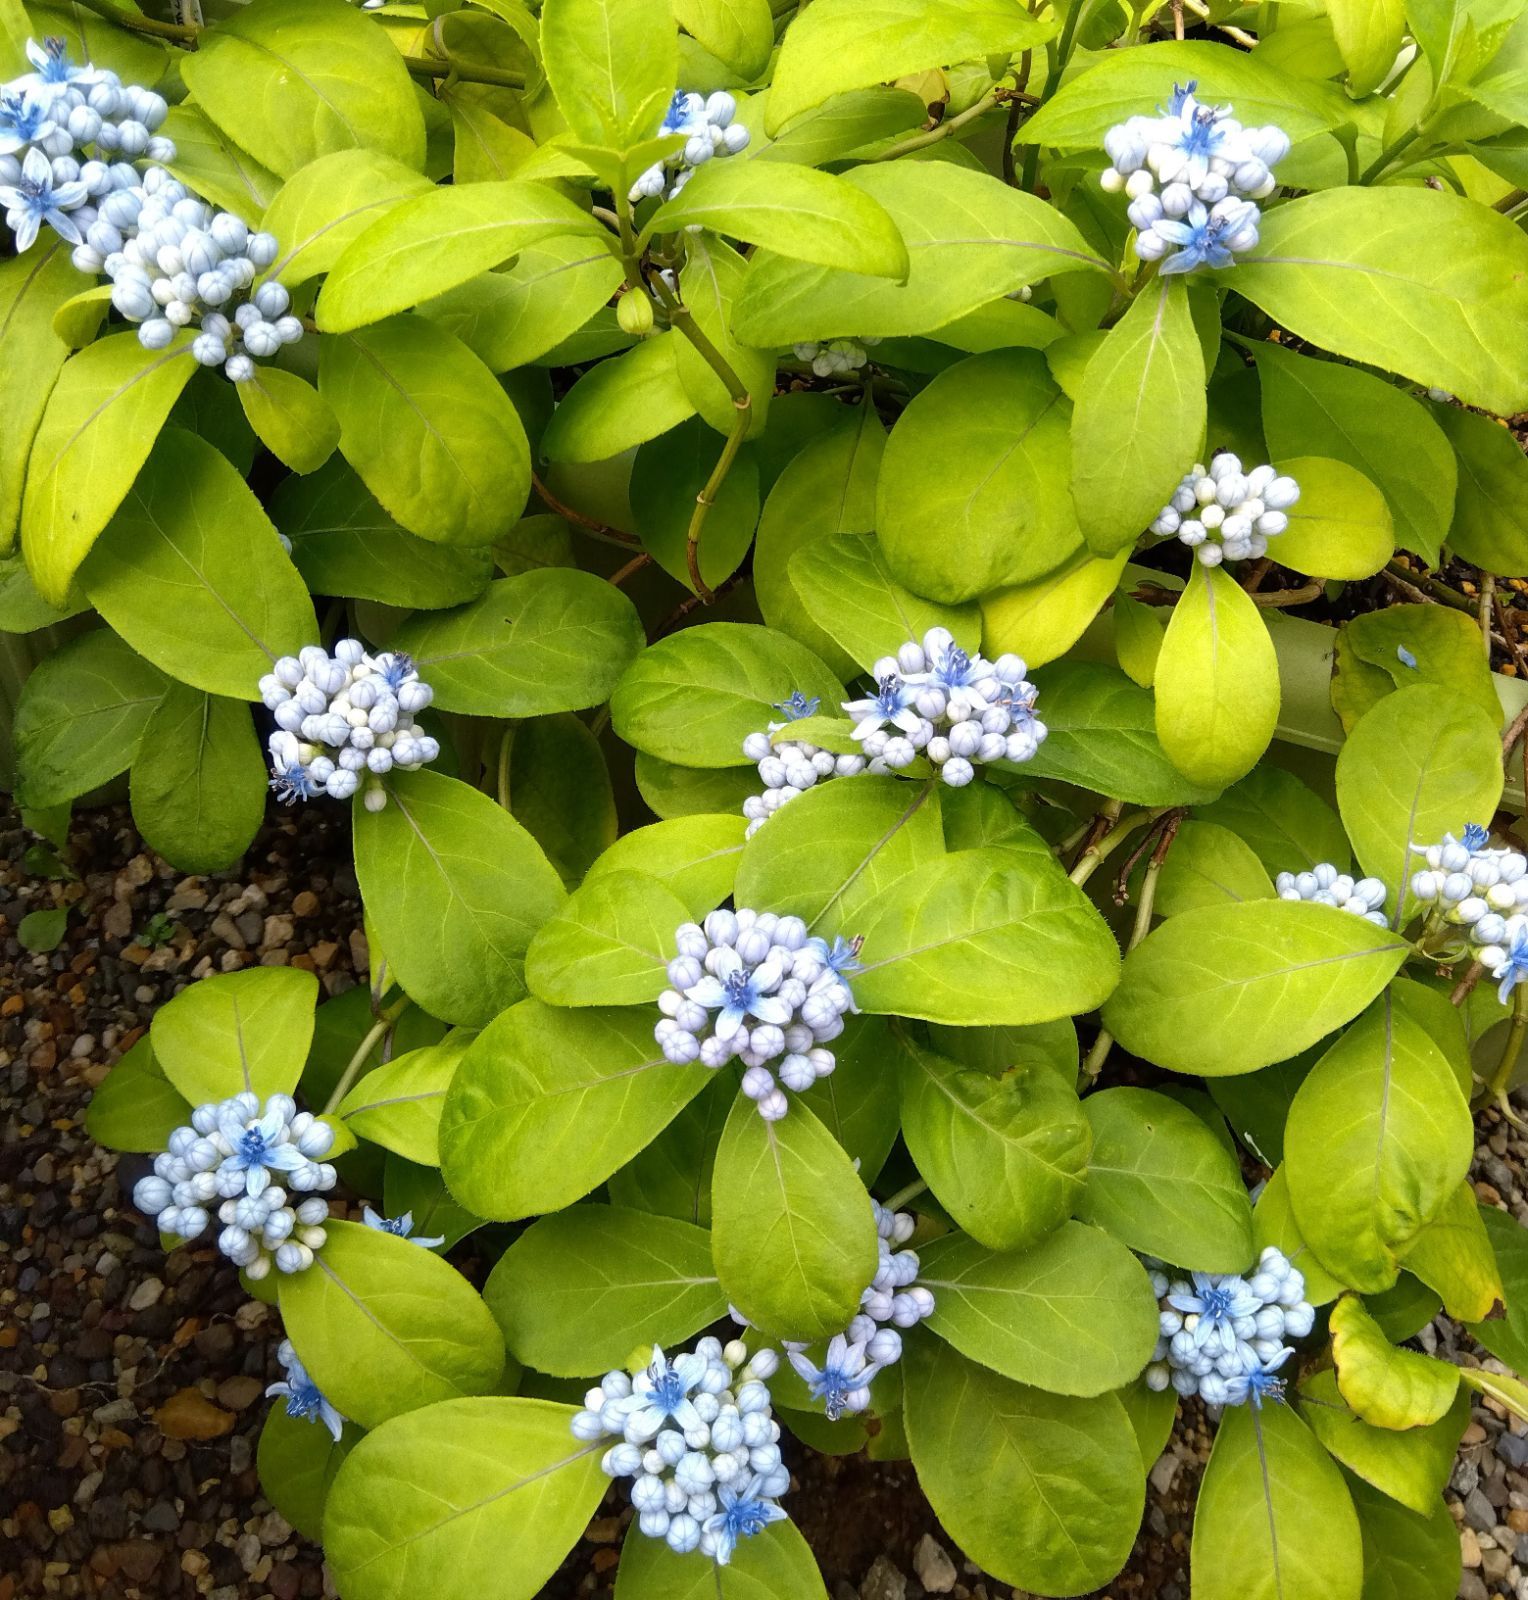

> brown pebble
[216,1375,265,1411]
[292,890,319,919]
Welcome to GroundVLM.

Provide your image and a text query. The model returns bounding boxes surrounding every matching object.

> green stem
[1385,560,1475,614]
[1068,807,1167,887]
[1486,983,1528,1104]
[883,1177,928,1213]
[322,997,412,1116]
[873,88,1003,161]
[401,53,526,90]
[496,725,514,811]
[73,0,198,41]
[1360,126,1422,184]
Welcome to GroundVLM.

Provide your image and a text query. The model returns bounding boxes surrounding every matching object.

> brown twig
[1241,557,1273,595]
[1112,807,1187,903]
[1481,572,1498,665]
[530,471,641,547]
[607,552,652,588]
[1451,960,1485,1007]
[1250,579,1325,608]
[649,572,746,640]
[1172,0,1186,39]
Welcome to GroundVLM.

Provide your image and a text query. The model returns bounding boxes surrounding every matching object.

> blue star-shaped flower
[685,948,792,1041]
[14,36,101,105]
[1224,1347,1293,1409]
[772,690,820,721]
[660,89,706,136]
[361,1204,445,1249]
[1494,922,1528,1006]
[1155,203,1239,276]
[918,642,989,694]
[0,91,55,156]
[268,731,319,805]
[370,651,415,692]
[617,1346,708,1440]
[704,1475,787,1566]
[1167,1273,1261,1351]
[266,1340,346,1443]
[1462,823,1490,852]
[218,1103,307,1198]
[1155,81,1237,187]
[844,674,922,740]
[0,145,86,252]
[788,1334,885,1421]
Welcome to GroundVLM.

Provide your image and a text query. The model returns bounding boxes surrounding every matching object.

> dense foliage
[7,0,1528,1595]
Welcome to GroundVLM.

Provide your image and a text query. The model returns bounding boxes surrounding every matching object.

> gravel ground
[2,799,1525,1600]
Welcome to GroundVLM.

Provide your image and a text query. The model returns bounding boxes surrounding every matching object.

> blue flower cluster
[1100,81,1288,274]
[741,692,867,839]
[0,38,301,382]
[267,1338,347,1443]
[1275,863,1388,926]
[1149,453,1301,565]
[655,910,860,1119]
[259,640,440,811]
[844,628,1046,789]
[791,337,881,377]
[1144,1246,1314,1408]
[570,1338,789,1564]
[132,1092,337,1280]
[1411,826,1528,1002]
[785,1200,934,1420]
[629,90,749,202]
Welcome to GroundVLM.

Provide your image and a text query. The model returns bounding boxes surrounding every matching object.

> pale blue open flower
[788,1334,885,1421]
[1155,202,1242,275]
[15,36,101,104]
[618,1346,708,1440]
[1154,81,1238,187]
[772,690,820,721]
[704,1475,787,1565]
[266,1339,346,1443]
[844,674,922,740]
[1224,1347,1293,1409]
[0,91,55,155]
[218,1103,307,1198]
[361,1204,445,1249]
[0,145,86,252]
[1495,921,1528,1005]
[685,948,792,1041]
[919,642,989,694]
[1462,822,1490,852]
[1167,1273,1261,1350]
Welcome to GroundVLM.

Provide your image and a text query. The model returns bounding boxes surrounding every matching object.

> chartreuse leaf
[260,150,435,291]
[1299,1370,1468,1518]
[1255,342,1452,567]
[1335,685,1503,914]
[904,1338,1143,1596]
[353,769,567,1028]
[525,869,690,1006]
[1023,661,1220,806]
[1435,404,1528,576]
[1364,1274,1444,1345]
[928,1019,1079,1084]
[1155,821,1274,917]
[13,630,167,809]
[279,1222,503,1430]
[1077,1087,1254,1271]
[672,0,773,75]
[337,1033,474,1166]
[81,429,317,699]
[854,849,1121,1026]
[673,234,775,440]
[1252,1166,1345,1306]
[542,333,697,463]
[631,417,760,593]
[611,622,844,768]
[919,1224,1158,1395]
[318,182,602,333]
[160,104,280,223]
[1398,1187,1499,1323]
[501,714,617,889]
[1347,1476,1461,1600]
[484,1205,725,1375]
[21,332,196,604]
[877,351,1082,602]
[151,967,318,1108]
[899,1039,1089,1253]
[789,533,982,675]
[793,1015,905,1185]
[1234,189,1528,416]
[636,754,760,821]
[1327,0,1405,92]
[650,159,908,279]
[733,164,1108,346]
[1465,1205,1527,1359]
[320,315,531,545]
[1462,1367,1528,1428]
[711,1093,877,1341]
[1272,457,1396,581]
[616,1519,827,1599]
[1191,1403,1362,1600]
[1155,563,1279,790]
[84,1036,191,1154]
[540,0,677,148]
[1072,278,1206,557]
[273,459,492,610]
[440,1000,712,1219]
[179,0,425,178]
[1104,901,1409,1077]
[324,1398,606,1600]
[1329,1295,1459,1429]
[392,571,644,717]
[236,369,339,476]
[607,1071,733,1225]
[1113,589,1165,686]
[129,685,266,874]
[735,775,945,931]
[1284,991,1473,1294]
[0,244,76,555]
[256,1403,357,1543]
[980,548,1131,671]
[766,0,1053,132]
[1199,765,1351,878]
[584,815,746,919]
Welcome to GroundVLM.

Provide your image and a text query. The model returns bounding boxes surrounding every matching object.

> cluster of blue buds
[1144,1246,1314,1408]
[741,692,867,839]
[783,1201,934,1420]
[266,1339,347,1442]
[844,627,1046,788]
[655,910,860,1120]
[570,1338,788,1564]
[0,37,171,252]
[1275,863,1388,926]
[629,90,749,202]
[259,640,440,812]
[0,39,302,384]
[1100,82,1288,274]
[791,337,881,377]
[1411,826,1528,1002]
[1149,453,1300,565]
[132,1092,337,1280]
